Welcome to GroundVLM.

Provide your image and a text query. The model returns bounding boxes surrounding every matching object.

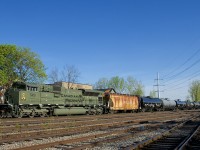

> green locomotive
[1,81,105,118]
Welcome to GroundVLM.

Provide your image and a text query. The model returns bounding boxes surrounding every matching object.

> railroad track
[179,125,200,150]
[12,121,174,150]
[0,110,195,126]
[0,110,199,149]
[0,114,190,134]
[126,118,200,150]
[0,114,183,144]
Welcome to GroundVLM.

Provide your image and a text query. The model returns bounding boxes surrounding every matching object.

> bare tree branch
[61,65,80,89]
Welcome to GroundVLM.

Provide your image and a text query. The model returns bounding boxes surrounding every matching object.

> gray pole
[157,72,160,98]
[154,72,164,98]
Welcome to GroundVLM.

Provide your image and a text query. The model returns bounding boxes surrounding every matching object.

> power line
[162,48,200,79]
[163,58,200,83]
[163,69,200,88]
[160,48,200,98]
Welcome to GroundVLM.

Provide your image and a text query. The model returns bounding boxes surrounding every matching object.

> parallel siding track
[129,119,200,150]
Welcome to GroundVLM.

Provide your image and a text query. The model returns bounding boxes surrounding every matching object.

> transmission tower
[154,72,164,98]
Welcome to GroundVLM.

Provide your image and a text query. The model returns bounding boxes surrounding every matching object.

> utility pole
[154,72,164,98]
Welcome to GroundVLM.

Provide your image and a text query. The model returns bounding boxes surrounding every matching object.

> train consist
[0,81,200,118]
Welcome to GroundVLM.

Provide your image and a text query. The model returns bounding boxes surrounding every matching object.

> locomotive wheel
[40,112,45,117]
[96,109,103,115]
[40,112,48,117]
[29,111,35,118]
[0,112,4,118]
[18,110,24,118]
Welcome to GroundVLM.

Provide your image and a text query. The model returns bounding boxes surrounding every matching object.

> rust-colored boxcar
[108,93,140,112]
[103,88,140,113]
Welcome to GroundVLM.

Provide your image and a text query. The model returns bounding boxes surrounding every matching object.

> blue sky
[1,0,200,100]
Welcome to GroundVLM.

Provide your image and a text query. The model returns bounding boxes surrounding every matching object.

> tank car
[140,97,162,112]
[161,98,176,111]
[175,99,186,110]
[1,81,105,118]
[186,101,195,109]
[193,102,200,109]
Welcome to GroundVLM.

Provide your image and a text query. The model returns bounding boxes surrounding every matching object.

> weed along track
[0,110,199,149]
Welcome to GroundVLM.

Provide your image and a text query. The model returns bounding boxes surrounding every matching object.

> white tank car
[161,98,176,110]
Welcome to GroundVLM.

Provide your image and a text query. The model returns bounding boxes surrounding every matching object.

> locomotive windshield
[11,82,38,91]
[12,82,26,90]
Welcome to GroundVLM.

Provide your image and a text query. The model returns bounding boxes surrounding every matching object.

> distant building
[54,82,93,90]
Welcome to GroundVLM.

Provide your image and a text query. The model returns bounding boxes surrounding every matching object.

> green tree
[94,77,109,89]
[15,47,47,83]
[0,44,47,86]
[126,76,144,96]
[131,81,144,96]
[94,76,144,96]
[109,76,125,93]
[0,45,18,86]
[149,90,157,98]
[188,80,200,102]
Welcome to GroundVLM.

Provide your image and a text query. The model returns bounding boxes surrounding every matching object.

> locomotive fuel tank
[53,107,87,115]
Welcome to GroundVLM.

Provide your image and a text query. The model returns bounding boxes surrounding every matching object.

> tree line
[189,80,200,102]
[94,76,144,96]
[1,44,200,101]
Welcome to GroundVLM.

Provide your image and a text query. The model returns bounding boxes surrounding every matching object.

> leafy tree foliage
[94,76,144,96]
[149,90,157,98]
[126,76,144,95]
[188,80,200,101]
[93,78,109,89]
[0,44,47,86]
[0,45,17,86]
[109,76,125,93]
[15,47,47,83]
